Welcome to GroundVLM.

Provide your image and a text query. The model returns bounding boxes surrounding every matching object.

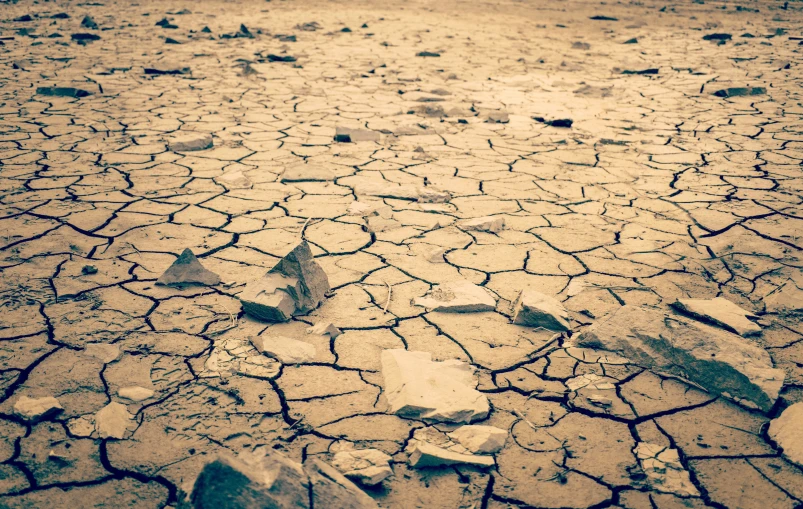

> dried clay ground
[0,0,802,507]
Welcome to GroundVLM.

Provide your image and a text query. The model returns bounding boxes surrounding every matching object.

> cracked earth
[1,0,803,507]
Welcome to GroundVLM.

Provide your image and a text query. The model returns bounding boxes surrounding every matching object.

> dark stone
[624,37,638,44]
[51,13,70,19]
[341,27,352,33]
[416,51,440,57]
[165,37,181,44]
[590,15,618,20]
[201,26,212,33]
[622,68,659,75]
[14,14,34,22]
[534,117,573,128]
[36,87,92,98]
[712,87,766,98]
[703,33,732,41]
[156,248,221,287]
[81,15,98,29]
[71,33,101,42]
[81,265,98,275]
[266,54,297,62]
[144,66,190,75]
[276,34,296,42]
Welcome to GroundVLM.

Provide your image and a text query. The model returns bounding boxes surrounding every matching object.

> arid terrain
[0,0,802,507]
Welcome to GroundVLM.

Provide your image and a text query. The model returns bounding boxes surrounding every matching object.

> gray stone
[157,248,221,287]
[575,305,784,411]
[36,87,92,98]
[768,402,803,468]
[13,396,63,423]
[239,242,330,322]
[447,425,507,454]
[381,349,489,423]
[334,127,380,142]
[306,459,378,508]
[306,322,342,339]
[512,289,571,331]
[413,280,496,312]
[672,297,761,336]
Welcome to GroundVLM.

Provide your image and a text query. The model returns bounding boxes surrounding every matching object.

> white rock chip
[413,280,496,312]
[768,402,803,467]
[168,132,213,152]
[118,386,155,402]
[381,349,489,423]
[672,297,761,336]
[67,416,95,437]
[576,305,784,411]
[201,338,281,379]
[424,247,447,263]
[215,170,252,189]
[366,215,401,233]
[635,443,699,497]
[460,216,504,233]
[95,402,134,439]
[417,188,450,203]
[13,396,63,423]
[512,289,571,331]
[332,449,393,485]
[307,322,342,339]
[448,425,507,454]
[83,343,121,364]
[347,200,392,218]
[409,442,495,468]
[250,336,316,364]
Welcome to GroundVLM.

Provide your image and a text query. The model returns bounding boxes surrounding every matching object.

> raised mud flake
[95,402,135,439]
[412,280,496,312]
[380,349,489,423]
[634,442,699,497]
[768,402,803,468]
[156,248,221,287]
[575,305,784,411]
[167,132,213,152]
[331,449,393,485]
[250,335,316,364]
[334,126,380,143]
[447,425,508,454]
[512,289,571,331]
[406,428,495,469]
[239,241,330,322]
[671,297,761,336]
[459,216,505,233]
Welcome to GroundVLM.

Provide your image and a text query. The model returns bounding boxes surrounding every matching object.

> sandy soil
[0,0,802,507]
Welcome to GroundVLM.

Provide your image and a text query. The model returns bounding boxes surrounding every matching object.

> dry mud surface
[0,0,802,507]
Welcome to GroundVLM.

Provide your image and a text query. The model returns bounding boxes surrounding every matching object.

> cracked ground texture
[0,0,802,507]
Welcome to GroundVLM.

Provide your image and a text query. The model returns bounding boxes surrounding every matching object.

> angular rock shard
[413,280,496,312]
[460,216,505,233]
[156,248,221,287]
[189,450,377,509]
[250,336,316,364]
[332,449,393,485]
[95,402,134,439]
[13,396,63,423]
[306,322,342,339]
[672,297,761,336]
[334,126,380,143]
[768,402,803,467]
[713,87,766,98]
[167,132,213,151]
[409,442,495,468]
[447,425,507,454]
[239,241,330,322]
[575,305,784,411]
[380,349,489,423]
[512,289,571,331]
[36,87,92,98]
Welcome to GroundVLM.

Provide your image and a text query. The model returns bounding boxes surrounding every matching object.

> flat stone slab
[413,280,496,312]
[672,297,761,336]
[95,402,134,439]
[575,305,784,411]
[167,132,213,151]
[768,402,803,467]
[409,442,495,468]
[512,289,571,331]
[156,248,221,287]
[36,86,92,98]
[460,216,505,233]
[13,396,63,423]
[381,349,489,423]
[448,425,507,453]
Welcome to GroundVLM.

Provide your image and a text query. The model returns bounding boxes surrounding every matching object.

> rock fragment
[94,402,134,439]
[167,132,213,151]
[634,443,699,496]
[156,248,221,287]
[239,241,330,322]
[250,336,316,364]
[334,127,380,142]
[460,216,505,233]
[144,65,191,75]
[512,290,571,331]
[575,305,784,411]
[768,402,803,467]
[409,442,495,468]
[306,322,342,339]
[713,87,766,98]
[348,201,392,218]
[703,33,732,41]
[416,51,440,57]
[417,188,451,203]
[13,396,63,423]
[118,386,155,402]
[672,297,761,336]
[381,349,489,423]
[622,68,658,75]
[36,87,92,98]
[331,449,393,485]
[189,450,377,509]
[534,116,573,127]
[485,111,509,123]
[71,33,100,42]
[266,54,297,63]
[413,280,496,312]
[448,425,507,454]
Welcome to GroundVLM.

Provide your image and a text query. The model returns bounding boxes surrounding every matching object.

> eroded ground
[1,0,802,507]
